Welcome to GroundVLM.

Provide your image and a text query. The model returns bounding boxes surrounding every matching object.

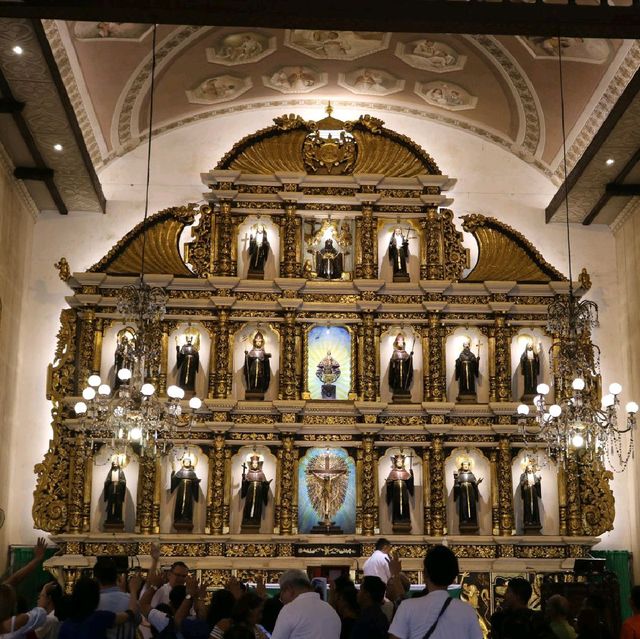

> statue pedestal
[392,391,412,404]
[321,384,336,400]
[456,393,477,404]
[310,521,343,535]
[392,521,412,534]
[241,523,261,533]
[459,522,479,534]
[520,393,535,403]
[524,524,542,535]
[103,521,124,532]
[174,521,194,533]
[247,270,264,280]
[245,391,265,400]
[393,273,410,283]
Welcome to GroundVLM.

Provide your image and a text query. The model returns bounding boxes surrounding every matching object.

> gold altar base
[310,521,344,535]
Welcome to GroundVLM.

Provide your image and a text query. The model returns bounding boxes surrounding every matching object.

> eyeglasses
[170,570,189,579]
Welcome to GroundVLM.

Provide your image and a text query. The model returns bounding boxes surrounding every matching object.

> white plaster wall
[4,105,633,564]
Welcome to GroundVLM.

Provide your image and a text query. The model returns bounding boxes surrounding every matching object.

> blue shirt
[59,610,116,639]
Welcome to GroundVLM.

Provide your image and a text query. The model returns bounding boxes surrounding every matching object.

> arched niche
[159,445,209,534]
[229,446,277,534]
[445,327,489,404]
[90,444,139,533]
[99,322,138,389]
[377,447,423,535]
[377,220,421,284]
[511,329,552,403]
[379,325,423,404]
[237,215,280,279]
[306,325,352,400]
[302,217,355,280]
[167,322,211,399]
[232,323,280,401]
[444,447,492,535]
[298,447,356,534]
[511,449,559,536]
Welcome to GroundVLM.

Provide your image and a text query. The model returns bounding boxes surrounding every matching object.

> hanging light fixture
[517,36,636,472]
[74,24,203,455]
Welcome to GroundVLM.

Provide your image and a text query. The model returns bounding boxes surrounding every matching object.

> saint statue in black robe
[315,239,343,280]
[316,351,341,400]
[454,461,482,532]
[520,342,540,400]
[519,461,542,532]
[247,224,270,279]
[243,331,271,399]
[240,454,271,531]
[104,460,126,529]
[455,340,480,401]
[389,333,413,401]
[114,328,136,389]
[385,452,414,532]
[388,228,410,282]
[171,458,200,531]
[176,335,199,392]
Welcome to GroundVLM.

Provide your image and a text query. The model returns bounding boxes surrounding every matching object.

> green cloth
[591,549,632,620]
[6,546,57,609]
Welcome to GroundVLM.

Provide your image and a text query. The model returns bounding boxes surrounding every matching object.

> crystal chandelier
[73,25,203,455]
[516,37,636,471]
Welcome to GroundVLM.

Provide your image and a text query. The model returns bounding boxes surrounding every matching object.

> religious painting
[415,81,478,112]
[73,22,152,41]
[460,572,491,639]
[303,218,354,280]
[395,39,466,73]
[307,325,352,400]
[338,68,404,96]
[263,66,328,94]
[285,30,391,60]
[186,75,252,105]
[205,31,276,65]
[298,447,356,534]
[518,36,611,63]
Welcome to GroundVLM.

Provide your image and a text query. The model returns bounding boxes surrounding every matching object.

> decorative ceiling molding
[610,196,640,235]
[0,141,39,221]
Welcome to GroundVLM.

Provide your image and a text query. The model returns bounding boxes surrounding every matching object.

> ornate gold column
[557,464,567,536]
[430,437,446,536]
[67,435,91,533]
[277,433,296,534]
[82,448,93,533]
[158,326,170,395]
[489,450,500,535]
[214,310,231,398]
[207,434,226,534]
[421,207,444,280]
[422,448,431,535]
[426,313,445,401]
[136,455,158,534]
[214,199,236,276]
[360,434,377,535]
[494,315,512,402]
[485,326,497,403]
[76,310,96,392]
[497,438,514,535]
[223,448,232,532]
[203,321,217,399]
[566,454,582,536]
[91,318,103,376]
[280,311,299,400]
[280,202,302,278]
[361,312,377,401]
[356,203,377,279]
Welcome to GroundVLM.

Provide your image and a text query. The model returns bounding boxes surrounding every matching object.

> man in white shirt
[150,561,189,607]
[363,538,392,584]
[272,569,341,639]
[389,545,482,639]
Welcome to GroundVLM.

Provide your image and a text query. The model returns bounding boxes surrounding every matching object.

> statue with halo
[519,458,542,534]
[385,451,414,532]
[243,331,272,399]
[240,452,271,532]
[316,351,341,400]
[113,327,136,389]
[103,458,126,531]
[520,339,541,400]
[175,330,200,393]
[453,457,482,533]
[171,455,201,532]
[388,227,410,282]
[247,222,270,279]
[455,339,480,402]
[388,332,414,402]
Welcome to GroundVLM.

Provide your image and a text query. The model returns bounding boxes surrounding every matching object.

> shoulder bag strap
[422,596,453,639]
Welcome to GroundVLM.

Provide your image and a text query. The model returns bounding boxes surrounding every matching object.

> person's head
[375,538,391,555]
[278,570,311,605]
[504,578,532,610]
[168,561,189,588]
[325,239,333,248]
[333,580,358,618]
[0,584,17,622]
[169,585,187,612]
[358,576,386,609]
[394,454,405,469]
[253,332,264,349]
[94,557,119,587]
[207,588,236,627]
[37,581,64,614]
[394,334,405,349]
[70,576,100,620]
[423,545,458,589]
[545,594,570,622]
[460,461,470,472]
[463,339,471,350]
[261,596,284,634]
[232,591,264,627]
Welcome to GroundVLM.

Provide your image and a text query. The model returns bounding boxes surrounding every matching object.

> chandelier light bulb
[98,384,111,396]
[626,401,639,414]
[167,385,181,399]
[74,401,87,414]
[549,404,562,418]
[189,397,202,410]
[88,374,102,387]
[141,383,155,396]
[571,378,585,391]
[536,383,550,395]
[129,427,143,441]
[572,433,585,448]
[82,387,96,401]
[609,382,622,396]
[602,394,615,408]
[117,368,132,381]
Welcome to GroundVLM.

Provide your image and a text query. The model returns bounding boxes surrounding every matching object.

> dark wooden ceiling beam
[605,183,640,197]
[0,97,24,113]
[1,0,640,38]
[14,166,54,180]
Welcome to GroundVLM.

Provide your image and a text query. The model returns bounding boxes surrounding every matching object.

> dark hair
[46,582,65,611]
[232,591,264,625]
[361,576,386,605]
[336,583,359,615]
[94,558,118,586]
[70,577,100,620]
[55,594,72,622]
[223,625,256,639]
[423,545,459,587]
[261,596,283,634]
[333,575,355,594]
[170,561,188,572]
[507,578,532,605]
[632,586,640,610]
[375,538,390,551]
[169,585,187,611]
[207,588,236,627]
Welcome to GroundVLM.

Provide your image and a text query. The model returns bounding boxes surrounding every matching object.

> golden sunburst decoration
[305,451,349,521]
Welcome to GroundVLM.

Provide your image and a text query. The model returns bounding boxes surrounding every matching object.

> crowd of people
[0,537,636,639]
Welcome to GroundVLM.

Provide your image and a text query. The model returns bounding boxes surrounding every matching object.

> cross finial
[326,101,333,116]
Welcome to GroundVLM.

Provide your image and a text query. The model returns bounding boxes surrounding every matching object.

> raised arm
[4,537,48,587]
[140,570,164,617]
[113,574,142,626]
